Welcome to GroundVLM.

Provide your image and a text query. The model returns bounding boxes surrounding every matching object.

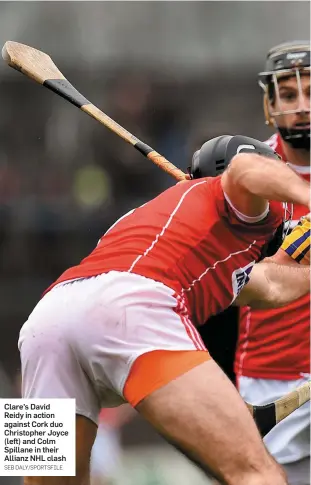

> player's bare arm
[235,256,310,309]
[221,151,310,219]
[236,217,310,308]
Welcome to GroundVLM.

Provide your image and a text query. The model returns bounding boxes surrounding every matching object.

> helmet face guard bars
[259,67,310,119]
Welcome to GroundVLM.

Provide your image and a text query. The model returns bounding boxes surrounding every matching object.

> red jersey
[48,176,282,327]
[235,133,310,380]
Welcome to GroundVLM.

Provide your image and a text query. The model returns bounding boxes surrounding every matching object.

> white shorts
[238,375,310,466]
[18,271,207,425]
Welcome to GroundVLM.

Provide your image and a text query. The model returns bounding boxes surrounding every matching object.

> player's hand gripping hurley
[2,41,187,182]
[2,41,310,437]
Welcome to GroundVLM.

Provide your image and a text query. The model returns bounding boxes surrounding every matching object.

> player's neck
[281,140,310,168]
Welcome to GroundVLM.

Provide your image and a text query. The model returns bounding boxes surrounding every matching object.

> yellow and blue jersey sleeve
[281,217,310,264]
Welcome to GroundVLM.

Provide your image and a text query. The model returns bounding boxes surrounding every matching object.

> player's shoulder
[145,177,213,213]
[284,215,310,242]
[171,176,215,195]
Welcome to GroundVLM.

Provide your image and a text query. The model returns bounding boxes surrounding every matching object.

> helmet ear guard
[189,149,201,179]
[188,135,233,179]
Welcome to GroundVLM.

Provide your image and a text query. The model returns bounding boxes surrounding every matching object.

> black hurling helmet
[189,134,280,179]
[258,40,310,151]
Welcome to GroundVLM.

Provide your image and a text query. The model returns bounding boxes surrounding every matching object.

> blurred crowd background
[0,2,309,484]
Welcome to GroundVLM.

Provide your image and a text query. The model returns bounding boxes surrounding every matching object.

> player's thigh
[136,359,282,484]
[24,415,97,485]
